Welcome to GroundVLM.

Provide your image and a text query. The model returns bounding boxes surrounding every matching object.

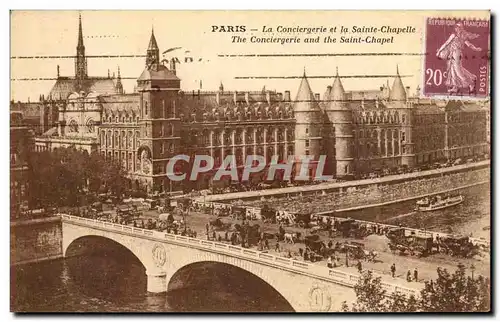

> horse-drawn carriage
[260,205,276,223]
[174,197,194,213]
[439,235,480,258]
[210,217,232,231]
[386,228,433,257]
[303,235,337,261]
[335,218,371,239]
[343,241,378,262]
[295,212,313,228]
[230,206,246,220]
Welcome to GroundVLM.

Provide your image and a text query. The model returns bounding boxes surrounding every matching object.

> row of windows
[143,99,176,119]
[100,130,141,150]
[357,129,406,142]
[355,112,407,125]
[183,128,295,147]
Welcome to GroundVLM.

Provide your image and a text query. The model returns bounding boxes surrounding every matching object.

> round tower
[389,66,415,168]
[325,68,354,179]
[293,70,322,180]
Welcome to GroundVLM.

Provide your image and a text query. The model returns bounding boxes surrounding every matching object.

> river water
[11,255,294,312]
[11,183,490,312]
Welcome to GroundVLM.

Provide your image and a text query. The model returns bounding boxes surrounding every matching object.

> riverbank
[199,160,490,203]
[231,168,489,215]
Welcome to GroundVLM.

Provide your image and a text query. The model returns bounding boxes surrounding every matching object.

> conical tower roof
[330,67,345,100]
[389,65,407,102]
[148,27,159,51]
[328,67,348,110]
[294,70,320,112]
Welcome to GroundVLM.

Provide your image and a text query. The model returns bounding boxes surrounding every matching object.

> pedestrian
[275,241,280,252]
[133,220,137,227]
[212,231,216,240]
[391,263,396,278]
[264,238,269,250]
[299,248,303,257]
[327,256,333,268]
[328,240,333,249]
[218,235,222,242]
[357,260,362,273]
[407,270,412,282]
[414,268,418,282]
[224,231,228,241]
[206,223,209,233]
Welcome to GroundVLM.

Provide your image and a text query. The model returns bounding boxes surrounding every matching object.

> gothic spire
[77,13,84,49]
[115,66,124,94]
[146,27,160,69]
[75,13,87,86]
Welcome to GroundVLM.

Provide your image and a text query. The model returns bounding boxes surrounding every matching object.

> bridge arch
[64,235,146,272]
[167,261,294,312]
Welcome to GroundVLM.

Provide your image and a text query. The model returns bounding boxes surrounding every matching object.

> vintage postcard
[10,10,491,313]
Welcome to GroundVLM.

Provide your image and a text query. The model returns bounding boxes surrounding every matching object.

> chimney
[284,90,291,101]
[314,93,320,101]
[233,91,238,104]
[216,92,220,105]
[170,59,176,75]
[266,91,271,104]
[245,92,250,105]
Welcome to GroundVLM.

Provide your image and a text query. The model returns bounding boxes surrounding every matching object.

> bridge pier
[146,270,167,294]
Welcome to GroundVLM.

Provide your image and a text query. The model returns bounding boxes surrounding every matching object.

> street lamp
[345,247,349,267]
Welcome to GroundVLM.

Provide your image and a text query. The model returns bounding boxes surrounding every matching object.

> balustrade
[61,214,420,295]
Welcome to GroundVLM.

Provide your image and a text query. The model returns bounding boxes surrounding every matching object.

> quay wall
[199,161,490,203]
[10,217,62,266]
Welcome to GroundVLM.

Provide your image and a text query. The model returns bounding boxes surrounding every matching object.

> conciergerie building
[26,16,489,194]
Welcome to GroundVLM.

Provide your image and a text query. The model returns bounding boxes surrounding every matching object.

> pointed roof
[293,71,320,113]
[331,67,345,99]
[389,65,407,101]
[326,67,349,111]
[148,28,159,51]
[77,13,84,48]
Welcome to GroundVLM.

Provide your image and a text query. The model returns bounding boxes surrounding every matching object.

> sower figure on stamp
[436,22,482,94]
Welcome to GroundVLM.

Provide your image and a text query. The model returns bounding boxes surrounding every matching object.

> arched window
[69,120,79,133]
[86,119,95,133]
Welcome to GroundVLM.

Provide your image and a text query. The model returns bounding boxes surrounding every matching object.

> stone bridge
[61,214,419,312]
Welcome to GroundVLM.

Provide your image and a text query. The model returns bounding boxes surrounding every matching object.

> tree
[342,265,490,313]
[420,264,490,312]
[341,270,417,312]
[28,147,128,208]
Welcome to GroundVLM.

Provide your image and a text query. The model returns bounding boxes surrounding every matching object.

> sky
[10,10,490,102]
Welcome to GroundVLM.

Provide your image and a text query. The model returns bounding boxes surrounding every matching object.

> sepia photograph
[9,10,491,313]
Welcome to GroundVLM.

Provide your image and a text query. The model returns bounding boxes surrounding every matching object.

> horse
[284,233,296,244]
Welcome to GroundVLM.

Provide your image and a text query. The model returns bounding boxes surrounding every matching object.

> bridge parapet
[60,214,420,299]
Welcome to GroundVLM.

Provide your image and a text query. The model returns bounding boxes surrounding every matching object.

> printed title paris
[211,25,416,34]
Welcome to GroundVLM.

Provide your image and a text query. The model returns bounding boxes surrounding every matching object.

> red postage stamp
[423,17,490,98]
